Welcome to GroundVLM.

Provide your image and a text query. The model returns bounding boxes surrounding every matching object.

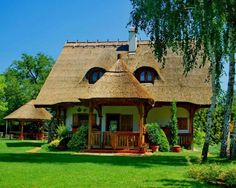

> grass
[0,140,235,188]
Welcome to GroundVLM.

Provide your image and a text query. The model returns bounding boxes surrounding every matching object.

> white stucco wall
[147,106,190,133]
[66,105,190,133]
[102,106,139,132]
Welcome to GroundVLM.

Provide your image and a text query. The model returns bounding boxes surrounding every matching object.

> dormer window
[134,67,158,83]
[86,67,106,84]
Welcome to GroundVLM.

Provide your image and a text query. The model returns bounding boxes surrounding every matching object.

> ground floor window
[177,118,188,130]
[72,113,97,132]
[106,114,133,131]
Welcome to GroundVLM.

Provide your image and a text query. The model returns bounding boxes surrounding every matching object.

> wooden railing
[91,131,101,148]
[103,131,139,149]
[179,133,192,148]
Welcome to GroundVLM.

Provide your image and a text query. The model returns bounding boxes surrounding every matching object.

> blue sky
[0,0,228,90]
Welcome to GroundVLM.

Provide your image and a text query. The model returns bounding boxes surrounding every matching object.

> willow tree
[130,0,234,160]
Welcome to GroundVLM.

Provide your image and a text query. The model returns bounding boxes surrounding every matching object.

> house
[35,28,211,150]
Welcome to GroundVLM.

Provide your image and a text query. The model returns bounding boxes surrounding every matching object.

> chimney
[128,26,137,53]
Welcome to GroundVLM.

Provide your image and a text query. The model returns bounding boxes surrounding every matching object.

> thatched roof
[35,40,211,106]
[4,100,52,121]
[80,59,154,103]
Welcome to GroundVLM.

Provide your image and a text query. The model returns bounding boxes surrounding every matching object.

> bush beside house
[146,123,169,152]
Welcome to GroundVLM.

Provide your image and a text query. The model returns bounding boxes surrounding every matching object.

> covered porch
[79,59,154,151]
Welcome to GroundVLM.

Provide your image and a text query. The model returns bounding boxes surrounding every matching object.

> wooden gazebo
[80,59,154,149]
[4,100,52,140]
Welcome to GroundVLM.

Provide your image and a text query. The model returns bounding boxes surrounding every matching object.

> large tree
[2,53,54,117]
[130,0,235,160]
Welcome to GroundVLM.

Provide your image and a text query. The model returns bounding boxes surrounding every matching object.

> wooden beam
[138,104,145,147]
[19,121,24,140]
[88,101,93,149]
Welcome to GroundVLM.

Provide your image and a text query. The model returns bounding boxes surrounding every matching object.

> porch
[90,131,192,150]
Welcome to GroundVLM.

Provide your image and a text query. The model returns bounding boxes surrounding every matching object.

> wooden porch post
[88,101,93,149]
[138,104,145,147]
[95,104,103,148]
[19,121,24,140]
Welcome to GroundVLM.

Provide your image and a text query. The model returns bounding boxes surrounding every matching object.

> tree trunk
[220,45,235,158]
[201,61,217,162]
[231,121,236,159]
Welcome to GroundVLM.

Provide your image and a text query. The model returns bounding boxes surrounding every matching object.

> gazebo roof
[81,59,154,104]
[4,100,52,121]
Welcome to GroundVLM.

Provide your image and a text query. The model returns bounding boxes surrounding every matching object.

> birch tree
[130,0,234,160]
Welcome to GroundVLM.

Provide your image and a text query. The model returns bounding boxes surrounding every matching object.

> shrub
[221,168,236,187]
[146,123,170,152]
[56,124,69,139]
[67,125,88,151]
[188,164,236,187]
[145,123,160,146]
[170,100,179,146]
[48,139,60,150]
[159,129,170,152]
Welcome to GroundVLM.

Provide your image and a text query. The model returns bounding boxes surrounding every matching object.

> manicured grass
[0,139,234,188]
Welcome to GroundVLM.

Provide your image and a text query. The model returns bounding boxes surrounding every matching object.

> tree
[130,0,235,161]
[2,53,54,118]
[0,75,7,112]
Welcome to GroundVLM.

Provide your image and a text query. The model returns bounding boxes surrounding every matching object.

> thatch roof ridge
[4,100,52,121]
[64,40,150,48]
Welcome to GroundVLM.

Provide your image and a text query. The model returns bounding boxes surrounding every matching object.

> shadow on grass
[6,142,44,148]
[153,179,217,188]
[0,152,199,168]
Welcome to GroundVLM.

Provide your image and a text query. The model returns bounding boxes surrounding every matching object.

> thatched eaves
[4,100,52,121]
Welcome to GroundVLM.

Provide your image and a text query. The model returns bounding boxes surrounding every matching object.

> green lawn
[0,139,234,188]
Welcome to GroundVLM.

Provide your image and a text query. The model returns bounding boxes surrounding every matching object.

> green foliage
[0,75,7,112]
[1,53,54,122]
[188,164,236,187]
[56,124,69,139]
[193,107,223,145]
[48,139,60,151]
[67,125,88,151]
[159,128,170,152]
[146,123,169,152]
[145,123,160,146]
[221,168,236,187]
[170,100,179,146]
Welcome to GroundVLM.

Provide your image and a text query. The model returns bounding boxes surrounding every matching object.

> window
[134,67,158,83]
[89,69,105,84]
[106,114,133,131]
[177,118,188,130]
[72,113,97,133]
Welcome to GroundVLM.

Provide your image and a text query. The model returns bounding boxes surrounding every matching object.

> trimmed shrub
[170,100,179,146]
[159,129,170,152]
[146,123,170,152]
[67,125,88,151]
[145,123,160,146]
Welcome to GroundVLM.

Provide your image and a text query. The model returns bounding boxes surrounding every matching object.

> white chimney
[128,26,137,53]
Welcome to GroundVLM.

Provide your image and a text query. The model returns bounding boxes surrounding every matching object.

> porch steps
[83,149,146,154]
